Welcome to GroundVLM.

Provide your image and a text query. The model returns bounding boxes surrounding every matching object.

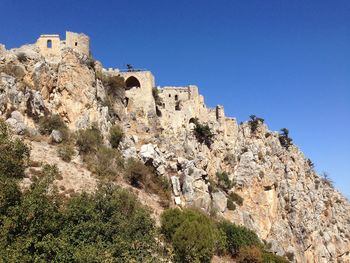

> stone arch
[125,76,141,90]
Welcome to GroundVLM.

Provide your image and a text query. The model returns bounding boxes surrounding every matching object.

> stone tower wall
[65,31,90,56]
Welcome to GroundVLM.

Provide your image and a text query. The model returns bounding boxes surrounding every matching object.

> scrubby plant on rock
[109,124,124,148]
[191,118,214,148]
[125,158,171,206]
[216,171,233,192]
[279,128,293,150]
[38,114,70,143]
[76,125,103,155]
[248,115,265,134]
[57,144,75,162]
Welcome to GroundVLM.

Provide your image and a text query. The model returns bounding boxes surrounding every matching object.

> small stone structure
[36,31,90,58]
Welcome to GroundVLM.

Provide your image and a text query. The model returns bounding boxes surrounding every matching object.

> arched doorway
[125,76,141,90]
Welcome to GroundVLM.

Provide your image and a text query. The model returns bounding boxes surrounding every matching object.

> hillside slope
[0,39,349,262]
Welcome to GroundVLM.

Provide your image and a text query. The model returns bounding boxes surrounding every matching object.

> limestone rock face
[0,39,349,263]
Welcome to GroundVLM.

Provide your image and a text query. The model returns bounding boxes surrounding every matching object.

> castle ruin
[36,31,90,58]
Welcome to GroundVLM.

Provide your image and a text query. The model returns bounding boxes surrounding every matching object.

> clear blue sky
[1,0,349,198]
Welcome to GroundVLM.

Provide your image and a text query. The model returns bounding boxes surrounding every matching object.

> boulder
[50,129,63,143]
[212,191,227,213]
[5,117,26,135]
[171,176,181,196]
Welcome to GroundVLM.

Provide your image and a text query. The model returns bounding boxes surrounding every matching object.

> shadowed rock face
[1,37,350,263]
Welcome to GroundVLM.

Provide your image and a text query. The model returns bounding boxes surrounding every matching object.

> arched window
[47,39,52,48]
[125,76,141,90]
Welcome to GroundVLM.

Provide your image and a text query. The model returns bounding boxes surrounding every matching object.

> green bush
[57,144,75,162]
[262,251,289,263]
[216,171,233,191]
[125,158,171,205]
[38,115,67,136]
[218,220,263,255]
[229,192,244,206]
[0,119,30,179]
[76,125,103,155]
[279,128,293,150]
[161,208,225,263]
[227,199,236,211]
[125,158,152,188]
[191,118,214,148]
[248,115,265,134]
[0,177,161,262]
[109,124,124,148]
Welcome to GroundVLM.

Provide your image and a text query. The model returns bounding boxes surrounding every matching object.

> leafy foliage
[125,158,171,206]
[228,192,244,206]
[0,119,30,179]
[76,125,103,155]
[109,124,124,148]
[161,208,225,263]
[263,251,290,263]
[248,115,265,134]
[279,128,293,150]
[0,176,161,262]
[238,246,263,263]
[191,118,214,148]
[216,171,233,192]
[218,220,263,255]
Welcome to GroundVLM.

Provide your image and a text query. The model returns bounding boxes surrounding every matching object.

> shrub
[229,192,244,206]
[125,158,152,188]
[161,208,224,263]
[218,220,263,255]
[216,171,233,191]
[227,199,236,211]
[100,74,125,99]
[263,251,290,263]
[191,118,214,148]
[321,172,333,188]
[238,246,263,263]
[0,119,30,179]
[38,115,67,135]
[125,158,171,204]
[76,125,103,155]
[57,144,75,162]
[0,178,161,262]
[17,52,28,62]
[248,115,265,134]
[173,220,217,262]
[161,208,186,241]
[85,146,123,178]
[109,124,124,148]
[279,128,293,150]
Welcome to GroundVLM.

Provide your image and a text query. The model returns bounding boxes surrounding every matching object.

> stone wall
[36,34,61,58]
[65,31,90,56]
[36,31,90,59]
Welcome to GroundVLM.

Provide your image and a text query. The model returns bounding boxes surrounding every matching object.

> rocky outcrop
[1,39,349,263]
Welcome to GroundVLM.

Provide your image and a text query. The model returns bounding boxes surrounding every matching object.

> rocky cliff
[0,39,349,263]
